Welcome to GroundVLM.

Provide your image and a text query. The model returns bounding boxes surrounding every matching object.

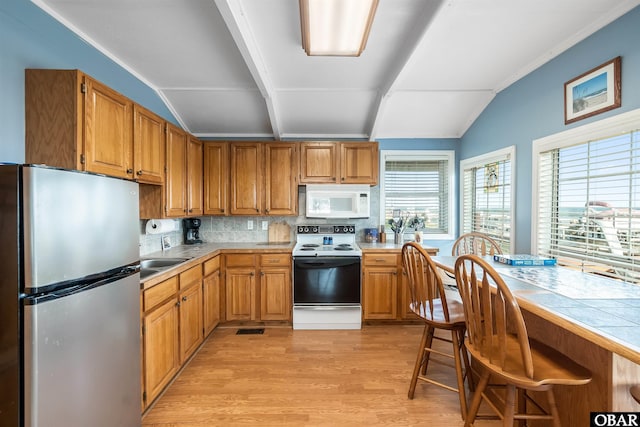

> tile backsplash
[139,186,381,256]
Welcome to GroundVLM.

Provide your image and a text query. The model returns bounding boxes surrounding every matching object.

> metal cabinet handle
[136,170,143,176]
[182,296,188,302]
[126,168,133,174]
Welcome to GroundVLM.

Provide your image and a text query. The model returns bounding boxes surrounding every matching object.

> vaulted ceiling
[33,0,640,140]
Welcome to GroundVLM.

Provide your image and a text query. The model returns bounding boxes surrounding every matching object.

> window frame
[460,146,516,254]
[379,150,455,240]
[532,108,640,255]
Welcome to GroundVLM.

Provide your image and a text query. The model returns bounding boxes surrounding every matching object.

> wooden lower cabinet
[141,261,207,410]
[203,256,222,336]
[224,253,291,322]
[362,253,399,320]
[362,248,438,322]
[143,296,180,406]
[178,282,203,363]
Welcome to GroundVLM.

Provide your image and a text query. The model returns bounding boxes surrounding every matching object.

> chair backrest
[454,254,534,379]
[401,242,451,322]
[452,232,503,256]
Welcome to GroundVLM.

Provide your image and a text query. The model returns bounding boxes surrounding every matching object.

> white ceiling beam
[368,0,447,140]
[214,0,281,139]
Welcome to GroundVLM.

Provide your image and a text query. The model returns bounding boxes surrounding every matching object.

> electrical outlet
[247,220,253,230]
[262,221,269,230]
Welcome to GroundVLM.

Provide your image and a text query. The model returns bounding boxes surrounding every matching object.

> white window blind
[461,150,512,252]
[380,151,454,238]
[537,129,640,282]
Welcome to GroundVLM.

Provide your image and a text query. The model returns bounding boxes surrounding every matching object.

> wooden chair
[401,242,474,420]
[454,254,592,427]
[452,232,503,256]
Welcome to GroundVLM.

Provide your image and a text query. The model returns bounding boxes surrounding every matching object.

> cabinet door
[264,143,298,216]
[340,142,379,185]
[259,268,291,321]
[203,142,229,215]
[179,283,203,363]
[230,142,263,215]
[165,124,188,217]
[143,298,179,405]
[299,142,339,183]
[83,76,133,179]
[203,269,221,336]
[187,137,203,216]
[225,268,256,320]
[362,267,398,320]
[133,104,165,185]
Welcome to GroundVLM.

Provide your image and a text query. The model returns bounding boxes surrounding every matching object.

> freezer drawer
[23,274,141,427]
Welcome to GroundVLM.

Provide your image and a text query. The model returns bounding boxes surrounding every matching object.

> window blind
[383,159,449,234]
[461,156,511,252]
[537,130,640,282]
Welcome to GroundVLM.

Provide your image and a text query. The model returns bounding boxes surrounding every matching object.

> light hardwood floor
[142,325,501,426]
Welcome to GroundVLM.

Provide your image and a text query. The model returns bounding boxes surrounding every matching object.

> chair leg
[547,389,561,427]
[408,324,429,399]
[459,329,475,392]
[503,384,516,426]
[465,370,490,427]
[421,325,435,375]
[451,330,468,420]
[517,389,526,427]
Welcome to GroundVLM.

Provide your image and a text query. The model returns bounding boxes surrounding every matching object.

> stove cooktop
[293,224,361,257]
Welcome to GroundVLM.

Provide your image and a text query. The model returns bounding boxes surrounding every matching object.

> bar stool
[452,232,503,256]
[401,242,474,420]
[454,254,592,427]
[631,385,640,405]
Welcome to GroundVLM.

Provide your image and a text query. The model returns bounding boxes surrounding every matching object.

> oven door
[293,256,361,305]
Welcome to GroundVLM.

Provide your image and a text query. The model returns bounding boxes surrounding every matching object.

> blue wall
[461,5,640,253]
[0,0,179,163]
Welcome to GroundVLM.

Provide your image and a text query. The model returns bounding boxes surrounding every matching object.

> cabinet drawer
[260,253,291,267]
[179,265,202,290]
[225,254,256,268]
[144,276,178,312]
[203,256,220,276]
[363,253,398,267]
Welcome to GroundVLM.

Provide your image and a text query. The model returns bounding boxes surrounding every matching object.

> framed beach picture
[564,56,621,124]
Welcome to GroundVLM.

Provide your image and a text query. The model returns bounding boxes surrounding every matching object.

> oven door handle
[294,258,360,269]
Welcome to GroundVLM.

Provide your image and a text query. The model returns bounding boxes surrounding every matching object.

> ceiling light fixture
[299,0,379,57]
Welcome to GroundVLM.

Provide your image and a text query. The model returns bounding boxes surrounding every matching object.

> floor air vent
[236,328,265,335]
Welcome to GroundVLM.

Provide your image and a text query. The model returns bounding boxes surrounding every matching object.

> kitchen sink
[140,258,189,269]
[139,257,189,279]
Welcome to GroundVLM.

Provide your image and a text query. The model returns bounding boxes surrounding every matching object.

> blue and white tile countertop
[432,256,640,365]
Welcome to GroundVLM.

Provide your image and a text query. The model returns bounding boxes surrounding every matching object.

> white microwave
[305,184,370,218]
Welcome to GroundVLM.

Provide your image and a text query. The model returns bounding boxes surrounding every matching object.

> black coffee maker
[183,218,202,244]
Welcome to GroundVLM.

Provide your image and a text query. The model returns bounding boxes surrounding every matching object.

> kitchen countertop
[140,241,437,289]
[140,242,294,289]
[358,241,439,253]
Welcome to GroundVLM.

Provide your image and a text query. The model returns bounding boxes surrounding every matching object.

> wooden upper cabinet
[203,142,229,215]
[83,77,134,179]
[230,142,263,215]
[187,137,203,216]
[264,143,298,216]
[340,142,379,185]
[133,104,165,185]
[299,141,378,185]
[299,142,339,183]
[25,69,134,179]
[165,124,188,217]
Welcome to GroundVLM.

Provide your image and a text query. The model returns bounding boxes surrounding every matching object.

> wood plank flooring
[142,325,501,426]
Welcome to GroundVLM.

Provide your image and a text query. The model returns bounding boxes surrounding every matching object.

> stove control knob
[312,226,318,233]
[349,227,354,233]
[298,226,304,233]
[303,227,309,233]
[343,226,349,233]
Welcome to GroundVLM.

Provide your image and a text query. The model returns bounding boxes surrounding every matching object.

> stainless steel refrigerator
[0,164,141,427]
